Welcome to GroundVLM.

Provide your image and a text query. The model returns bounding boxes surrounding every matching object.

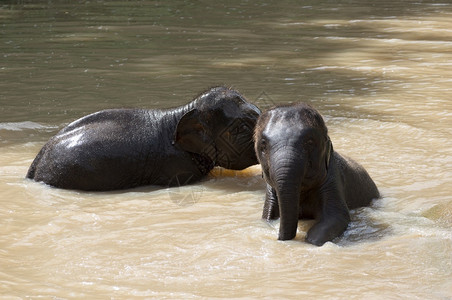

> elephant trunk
[271,150,306,241]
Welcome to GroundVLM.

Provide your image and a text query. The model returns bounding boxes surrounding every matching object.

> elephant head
[175,87,261,170]
[254,103,332,241]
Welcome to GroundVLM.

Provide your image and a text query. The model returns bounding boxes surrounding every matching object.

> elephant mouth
[300,172,327,190]
[191,152,215,175]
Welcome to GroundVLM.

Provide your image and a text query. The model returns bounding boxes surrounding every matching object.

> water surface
[1,1,451,299]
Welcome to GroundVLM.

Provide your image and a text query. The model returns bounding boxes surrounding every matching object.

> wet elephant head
[254,103,332,241]
[175,87,261,170]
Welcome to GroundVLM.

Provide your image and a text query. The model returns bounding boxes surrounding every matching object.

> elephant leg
[305,194,350,246]
[262,184,280,221]
[306,217,349,246]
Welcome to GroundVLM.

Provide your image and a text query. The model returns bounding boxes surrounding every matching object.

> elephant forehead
[260,104,327,131]
[264,123,299,136]
[262,122,323,144]
[261,111,326,138]
[264,113,304,134]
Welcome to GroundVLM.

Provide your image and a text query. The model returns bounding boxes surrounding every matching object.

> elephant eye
[305,139,315,149]
[259,139,267,153]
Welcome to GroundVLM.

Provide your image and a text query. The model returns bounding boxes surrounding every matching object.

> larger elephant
[27,86,260,191]
[254,103,380,246]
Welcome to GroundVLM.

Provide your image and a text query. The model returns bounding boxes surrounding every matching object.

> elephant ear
[174,109,214,154]
[325,137,333,170]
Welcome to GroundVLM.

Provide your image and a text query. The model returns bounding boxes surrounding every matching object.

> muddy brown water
[1,1,451,299]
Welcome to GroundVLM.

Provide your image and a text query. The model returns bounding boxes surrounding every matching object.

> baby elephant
[27,86,260,191]
[254,103,379,246]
